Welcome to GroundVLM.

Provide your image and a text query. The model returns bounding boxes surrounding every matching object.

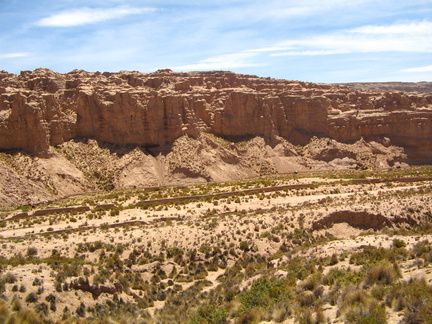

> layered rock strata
[1,68,431,162]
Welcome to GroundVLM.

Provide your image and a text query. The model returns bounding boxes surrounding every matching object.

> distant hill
[342,81,432,93]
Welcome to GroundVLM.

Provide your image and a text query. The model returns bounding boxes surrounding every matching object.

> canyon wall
[1,68,431,162]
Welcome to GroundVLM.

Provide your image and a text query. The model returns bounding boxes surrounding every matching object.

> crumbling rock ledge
[0,68,431,163]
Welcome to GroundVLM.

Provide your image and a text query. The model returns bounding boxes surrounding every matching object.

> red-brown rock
[0,69,431,163]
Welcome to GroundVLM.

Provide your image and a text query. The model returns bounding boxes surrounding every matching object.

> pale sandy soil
[0,177,431,323]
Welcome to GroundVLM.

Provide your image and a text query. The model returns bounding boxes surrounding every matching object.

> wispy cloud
[266,21,432,56]
[350,21,432,34]
[272,50,350,56]
[246,46,295,53]
[246,0,377,21]
[168,19,432,77]
[35,6,155,27]
[0,52,30,59]
[402,65,432,73]
[172,52,260,71]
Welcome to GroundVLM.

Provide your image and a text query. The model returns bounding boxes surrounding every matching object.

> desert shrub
[45,294,56,304]
[286,257,309,280]
[271,300,291,323]
[167,246,184,258]
[76,302,86,317]
[45,294,57,312]
[189,305,228,324]
[4,272,17,283]
[26,246,38,257]
[295,308,321,324]
[392,238,406,249]
[323,267,363,287]
[239,241,250,252]
[300,274,321,291]
[298,291,315,307]
[34,302,49,316]
[235,308,262,324]
[12,296,22,311]
[110,208,120,216]
[403,278,432,323]
[411,239,431,258]
[370,286,389,301]
[25,292,39,303]
[329,253,339,265]
[239,277,291,314]
[344,301,387,324]
[364,263,400,286]
[199,244,212,255]
[341,287,370,309]
[356,242,411,264]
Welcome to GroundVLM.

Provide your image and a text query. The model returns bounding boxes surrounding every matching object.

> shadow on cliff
[68,137,174,158]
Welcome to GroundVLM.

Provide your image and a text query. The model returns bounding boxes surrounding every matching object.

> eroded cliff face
[1,68,431,161]
[0,68,431,206]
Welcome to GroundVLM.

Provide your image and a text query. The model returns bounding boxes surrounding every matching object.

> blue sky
[1,0,431,82]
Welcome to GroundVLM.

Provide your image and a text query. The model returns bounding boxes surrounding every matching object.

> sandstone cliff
[1,68,431,161]
[0,68,431,206]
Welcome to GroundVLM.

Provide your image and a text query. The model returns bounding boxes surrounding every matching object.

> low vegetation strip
[2,175,430,225]
[349,176,432,184]
[33,206,91,216]
[135,176,432,206]
[135,183,317,207]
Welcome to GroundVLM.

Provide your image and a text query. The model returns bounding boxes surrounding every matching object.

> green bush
[392,238,406,249]
[26,247,38,257]
[167,246,184,258]
[189,305,228,324]
[403,278,432,323]
[322,267,363,286]
[239,241,250,252]
[239,277,291,314]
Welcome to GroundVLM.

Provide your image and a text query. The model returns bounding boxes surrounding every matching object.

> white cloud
[36,6,155,27]
[246,46,295,53]
[401,65,432,72]
[0,52,30,59]
[250,0,375,21]
[272,50,350,56]
[169,19,432,76]
[266,21,432,56]
[172,52,261,71]
[350,21,432,34]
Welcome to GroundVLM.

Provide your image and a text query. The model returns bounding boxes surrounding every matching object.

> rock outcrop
[311,210,419,231]
[1,68,431,161]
